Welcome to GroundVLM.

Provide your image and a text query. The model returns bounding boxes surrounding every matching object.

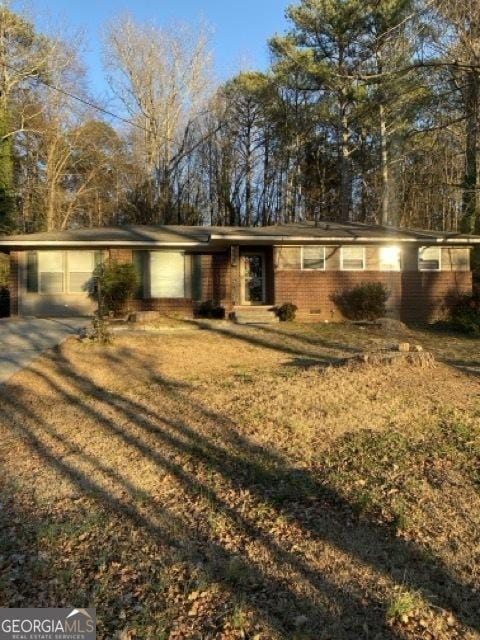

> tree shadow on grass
[252,323,365,355]
[0,342,478,639]
[439,358,480,377]
[0,374,397,639]
[193,320,346,366]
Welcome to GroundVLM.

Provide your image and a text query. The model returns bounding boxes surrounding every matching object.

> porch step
[233,306,279,325]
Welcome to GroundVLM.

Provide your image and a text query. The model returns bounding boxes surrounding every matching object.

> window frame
[418,246,441,272]
[379,245,402,272]
[27,250,102,295]
[301,245,326,271]
[149,250,186,299]
[66,250,96,294]
[37,251,65,295]
[341,246,366,271]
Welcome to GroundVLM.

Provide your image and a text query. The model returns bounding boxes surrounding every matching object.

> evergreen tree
[270,0,369,222]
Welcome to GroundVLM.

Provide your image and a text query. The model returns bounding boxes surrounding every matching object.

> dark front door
[241,253,266,305]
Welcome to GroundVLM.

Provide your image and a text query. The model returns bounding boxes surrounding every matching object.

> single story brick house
[1,221,479,323]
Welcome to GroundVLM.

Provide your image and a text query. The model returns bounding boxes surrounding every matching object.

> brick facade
[272,244,473,322]
[195,253,232,308]
[274,269,472,323]
[7,244,474,322]
[401,272,472,323]
[127,298,195,315]
[274,270,402,321]
[109,248,133,263]
[107,248,232,315]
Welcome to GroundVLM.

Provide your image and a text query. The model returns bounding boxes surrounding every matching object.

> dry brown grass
[0,322,479,639]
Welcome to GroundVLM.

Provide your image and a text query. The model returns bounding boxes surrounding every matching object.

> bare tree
[104,15,214,221]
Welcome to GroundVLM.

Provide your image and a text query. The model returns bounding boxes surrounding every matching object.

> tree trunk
[339,105,352,223]
[461,70,479,233]
[245,122,253,227]
[0,19,15,233]
[379,102,390,225]
[262,130,270,226]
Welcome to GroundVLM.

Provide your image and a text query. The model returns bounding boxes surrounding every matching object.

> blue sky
[21,0,289,97]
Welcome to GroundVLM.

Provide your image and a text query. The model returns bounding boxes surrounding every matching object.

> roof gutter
[210,234,480,244]
[0,240,208,248]
[0,234,479,248]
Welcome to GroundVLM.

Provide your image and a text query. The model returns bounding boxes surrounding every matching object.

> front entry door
[241,253,266,305]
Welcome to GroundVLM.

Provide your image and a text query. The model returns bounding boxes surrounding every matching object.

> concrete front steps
[233,305,279,325]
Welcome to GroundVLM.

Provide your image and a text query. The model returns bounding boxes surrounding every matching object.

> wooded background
[1,0,480,234]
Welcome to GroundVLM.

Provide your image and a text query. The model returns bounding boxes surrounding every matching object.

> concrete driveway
[0,318,88,384]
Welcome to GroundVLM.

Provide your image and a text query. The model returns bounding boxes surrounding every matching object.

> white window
[67,251,95,293]
[379,246,401,271]
[418,246,441,271]
[150,251,185,298]
[302,246,326,270]
[341,246,365,271]
[38,251,64,294]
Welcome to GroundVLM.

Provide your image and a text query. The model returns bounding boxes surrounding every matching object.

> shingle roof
[208,221,475,241]
[0,225,210,245]
[0,221,478,248]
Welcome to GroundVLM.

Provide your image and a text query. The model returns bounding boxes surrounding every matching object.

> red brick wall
[127,298,194,315]
[109,248,133,263]
[401,271,472,323]
[107,250,232,316]
[9,251,19,317]
[197,253,231,307]
[274,270,402,321]
[274,269,473,323]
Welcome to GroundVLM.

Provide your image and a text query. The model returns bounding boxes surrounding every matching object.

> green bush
[276,302,298,322]
[197,300,226,319]
[92,260,138,317]
[334,282,390,321]
[449,292,480,334]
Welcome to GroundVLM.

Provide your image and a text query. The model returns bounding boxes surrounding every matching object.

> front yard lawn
[0,322,479,639]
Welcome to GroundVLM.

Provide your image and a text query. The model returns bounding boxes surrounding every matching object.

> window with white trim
[68,251,95,293]
[341,246,365,271]
[38,251,64,293]
[150,251,185,298]
[27,250,102,295]
[379,245,401,271]
[302,246,326,270]
[418,246,441,271]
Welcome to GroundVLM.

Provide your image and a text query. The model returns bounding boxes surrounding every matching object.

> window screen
[150,252,185,298]
[68,251,95,293]
[418,247,440,271]
[38,251,64,294]
[341,246,365,270]
[302,246,326,270]
[379,246,401,271]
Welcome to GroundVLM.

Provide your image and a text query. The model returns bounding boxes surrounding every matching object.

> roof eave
[0,239,209,248]
[210,234,480,244]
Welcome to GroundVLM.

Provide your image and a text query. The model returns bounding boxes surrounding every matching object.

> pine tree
[270,0,369,222]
